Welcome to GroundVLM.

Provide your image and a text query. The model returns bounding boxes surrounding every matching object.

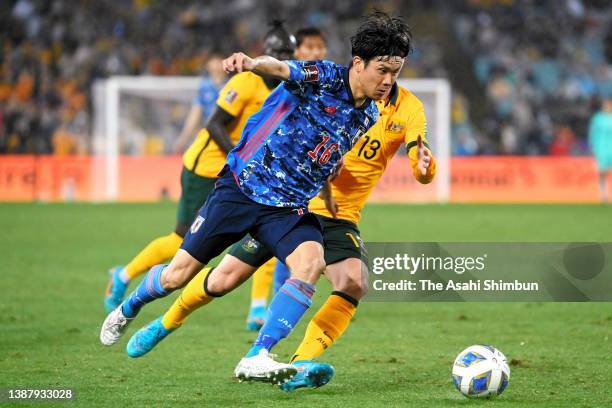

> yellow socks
[291,292,358,362]
[250,258,276,307]
[125,232,183,280]
[161,267,214,330]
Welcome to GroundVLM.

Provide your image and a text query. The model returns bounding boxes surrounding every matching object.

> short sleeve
[284,60,344,97]
[215,73,254,117]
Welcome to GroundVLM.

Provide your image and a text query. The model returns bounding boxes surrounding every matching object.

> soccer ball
[451,344,510,398]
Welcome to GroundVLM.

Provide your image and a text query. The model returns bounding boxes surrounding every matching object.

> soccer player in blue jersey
[100,11,412,384]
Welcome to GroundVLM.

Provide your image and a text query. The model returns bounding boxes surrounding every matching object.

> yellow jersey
[309,84,437,224]
[182,72,274,178]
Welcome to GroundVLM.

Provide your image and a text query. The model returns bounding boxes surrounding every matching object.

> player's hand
[318,182,338,218]
[329,157,344,182]
[222,52,255,74]
[417,135,431,176]
[323,194,338,218]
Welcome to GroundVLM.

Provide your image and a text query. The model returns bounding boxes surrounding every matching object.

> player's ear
[352,56,364,73]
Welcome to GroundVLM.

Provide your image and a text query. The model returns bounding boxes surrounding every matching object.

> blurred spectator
[450,0,612,154]
[1,0,610,156]
[549,125,578,156]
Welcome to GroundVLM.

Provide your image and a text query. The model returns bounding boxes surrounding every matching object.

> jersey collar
[343,67,373,110]
[388,82,399,106]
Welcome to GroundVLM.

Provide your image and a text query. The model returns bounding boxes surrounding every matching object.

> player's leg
[236,215,324,383]
[104,169,215,312]
[127,235,275,356]
[104,231,183,313]
[282,217,367,391]
[244,224,325,357]
[127,253,261,357]
[247,254,276,330]
[291,258,366,362]
[100,174,252,346]
[273,260,291,294]
[100,249,204,346]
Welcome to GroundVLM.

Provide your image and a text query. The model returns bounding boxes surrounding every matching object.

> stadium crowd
[451,0,612,155]
[0,0,610,155]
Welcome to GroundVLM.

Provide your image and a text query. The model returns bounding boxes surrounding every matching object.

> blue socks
[273,261,291,294]
[121,264,172,318]
[246,278,315,357]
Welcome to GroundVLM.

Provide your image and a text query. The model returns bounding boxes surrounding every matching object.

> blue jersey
[226,60,379,208]
[194,77,224,120]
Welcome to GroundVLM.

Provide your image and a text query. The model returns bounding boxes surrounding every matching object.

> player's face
[295,36,327,61]
[207,56,225,79]
[357,56,404,100]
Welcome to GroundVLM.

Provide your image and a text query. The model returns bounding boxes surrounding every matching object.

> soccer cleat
[246,305,266,331]
[234,349,297,384]
[279,360,335,392]
[126,317,174,358]
[104,266,129,313]
[100,305,134,346]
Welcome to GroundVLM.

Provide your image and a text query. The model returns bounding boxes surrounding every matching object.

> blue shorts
[180,171,323,265]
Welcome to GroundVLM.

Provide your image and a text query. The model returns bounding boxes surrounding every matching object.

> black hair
[264,20,296,57]
[350,11,412,62]
[295,27,326,47]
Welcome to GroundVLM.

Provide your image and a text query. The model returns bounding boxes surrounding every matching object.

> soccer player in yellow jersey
[125,81,436,390]
[246,26,329,330]
[103,22,296,312]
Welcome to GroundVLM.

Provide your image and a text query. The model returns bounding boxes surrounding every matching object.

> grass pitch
[1,203,611,407]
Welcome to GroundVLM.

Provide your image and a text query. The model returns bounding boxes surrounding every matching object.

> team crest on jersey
[302,65,320,82]
[190,215,205,233]
[241,238,260,254]
[386,121,406,134]
[351,125,367,146]
[224,88,238,103]
[324,106,337,115]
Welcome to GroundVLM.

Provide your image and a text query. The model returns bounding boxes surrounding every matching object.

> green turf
[1,203,611,407]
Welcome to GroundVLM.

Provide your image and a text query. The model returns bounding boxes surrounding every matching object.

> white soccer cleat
[234,349,297,385]
[100,305,134,346]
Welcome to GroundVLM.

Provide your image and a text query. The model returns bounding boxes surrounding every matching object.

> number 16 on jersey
[308,133,339,165]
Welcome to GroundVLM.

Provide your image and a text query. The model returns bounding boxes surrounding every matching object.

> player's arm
[223,53,290,80]
[205,107,236,153]
[412,135,436,183]
[318,157,343,218]
[173,104,203,153]
[405,101,436,184]
[318,181,338,218]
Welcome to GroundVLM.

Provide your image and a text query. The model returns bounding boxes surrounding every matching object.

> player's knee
[205,276,230,295]
[162,266,190,290]
[336,273,368,300]
[291,256,325,281]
